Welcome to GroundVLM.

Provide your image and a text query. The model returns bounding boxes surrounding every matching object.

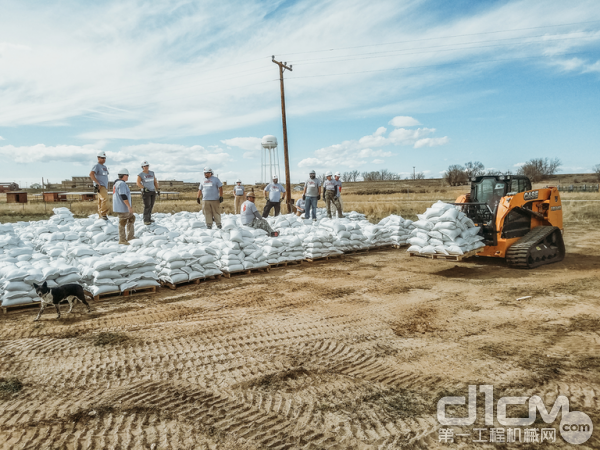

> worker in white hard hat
[302,170,321,221]
[89,151,110,220]
[323,171,343,219]
[136,161,160,225]
[232,179,245,214]
[334,172,344,217]
[240,192,279,237]
[113,168,135,245]
[197,167,224,229]
[263,175,286,217]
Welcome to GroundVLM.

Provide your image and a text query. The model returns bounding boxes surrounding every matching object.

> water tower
[261,135,281,183]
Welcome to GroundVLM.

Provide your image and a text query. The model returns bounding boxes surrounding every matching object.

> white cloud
[514,162,525,167]
[414,136,450,148]
[298,117,449,170]
[389,116,421,127]
[0,142,232,181]
[221,137,262,151]
[0,136,4,140]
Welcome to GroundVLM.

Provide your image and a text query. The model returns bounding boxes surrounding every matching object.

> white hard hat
[309,170,316,175]
[325,171,333,177]
[203,167,213,173]
[97,151,106,158]
[118,168,129,176]
[335,172,341,177]
[236,179,241,183]
[273,174,279,179]
[141,160,149,167]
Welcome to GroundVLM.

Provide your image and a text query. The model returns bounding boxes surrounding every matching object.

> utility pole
[413,166,415,180]
[272,56,293,213]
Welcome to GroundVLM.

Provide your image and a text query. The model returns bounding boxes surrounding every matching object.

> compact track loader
[454,175,565,268]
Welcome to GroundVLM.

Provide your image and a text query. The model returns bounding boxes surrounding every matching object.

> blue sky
[0,0,599,186]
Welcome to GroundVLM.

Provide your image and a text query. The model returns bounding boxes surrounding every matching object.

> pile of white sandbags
[378,215,414,247]
[211,220,270,271]
[406,201,485,256]
[78,253,159,296]
[48,207,76,229]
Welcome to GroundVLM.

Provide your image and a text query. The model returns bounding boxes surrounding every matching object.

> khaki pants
[117,212,135,242]
[234,195,244,214]
[203,200,222,227]
[97,186,109,217]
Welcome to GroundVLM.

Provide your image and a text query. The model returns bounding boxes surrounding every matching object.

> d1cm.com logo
[437,385,593,445]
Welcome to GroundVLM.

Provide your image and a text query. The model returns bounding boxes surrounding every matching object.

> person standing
[197,167,224,229]
[137,161,160,225]
[232,179,245,214]
[241,192,279,237]
[113,168,135,245]
[263,175,286,217]
[295,196,306,216]
[334,171,344,217]
[89,151,110,220]
[323,171,344,219]
[302,170,321,222]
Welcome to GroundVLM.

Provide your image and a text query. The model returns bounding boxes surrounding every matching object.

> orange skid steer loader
[454,175,565,268]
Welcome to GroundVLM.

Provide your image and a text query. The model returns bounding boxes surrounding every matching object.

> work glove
[196,198,201,204]
[141,188,147,194]
[93,185,99,194]
[302,194,306,201]
[156,190,161,196]
[219,196,224,203]
[317,195,321,201]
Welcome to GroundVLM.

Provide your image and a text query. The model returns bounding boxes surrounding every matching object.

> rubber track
[506,226,564,269]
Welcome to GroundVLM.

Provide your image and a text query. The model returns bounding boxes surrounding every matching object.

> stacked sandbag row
[152,246,218,285]
[407,201,486,256]
[211,220,270,271]
[378,215,415,247]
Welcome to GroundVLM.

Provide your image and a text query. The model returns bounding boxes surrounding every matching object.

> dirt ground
[1,224,599,449]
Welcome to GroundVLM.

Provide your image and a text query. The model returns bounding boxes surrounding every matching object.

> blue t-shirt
[138,170,156,191]
[112,179,132,213]
[199,176,223,201]
[92,163,109,188]
[264,183,285,202]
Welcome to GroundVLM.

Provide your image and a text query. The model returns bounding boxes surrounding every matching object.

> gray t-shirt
[305,178,320,197]
[138,170,156,191]
[323,179,336,192]
[199,176,223,201]
[334,179,342,197]
[234,185,245,196]
[240,200,262,225]
[91,163,109,188]
[264,183,285,202]
[112,179,131,213]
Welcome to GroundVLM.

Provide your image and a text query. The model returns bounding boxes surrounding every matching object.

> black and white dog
[32,282,93,321]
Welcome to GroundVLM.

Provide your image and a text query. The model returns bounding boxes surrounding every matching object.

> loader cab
[469,175,531,211]
[464,175,532,246]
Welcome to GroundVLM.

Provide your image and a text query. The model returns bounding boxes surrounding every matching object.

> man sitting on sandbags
[240,192,279,237]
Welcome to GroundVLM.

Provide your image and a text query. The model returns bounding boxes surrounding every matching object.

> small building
[42,192,68,202]
[65,192,97,202]
[6,192,28,203]
[0,182,19,193]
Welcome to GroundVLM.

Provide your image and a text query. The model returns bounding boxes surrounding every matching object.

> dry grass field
[0,176,599,449]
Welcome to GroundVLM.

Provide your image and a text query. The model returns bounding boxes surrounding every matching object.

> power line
[285,51,597,80]
[277,19,600,57]
[288,32,597,65]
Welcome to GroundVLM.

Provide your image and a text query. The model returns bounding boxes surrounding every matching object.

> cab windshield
[473,178,506,209]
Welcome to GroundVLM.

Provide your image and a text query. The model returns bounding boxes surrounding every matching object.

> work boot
[144,222,151,225]
[270,231,279,237]
[101,216,109,221]
[217,224,222,229]
[118,240,130,245]
[207,224,212,229]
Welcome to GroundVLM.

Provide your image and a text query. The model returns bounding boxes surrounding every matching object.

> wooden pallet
[392,244,408,249]
[161,275,221,290]
[408,248,483,261]
[343,248,369,254]
[269,260,303,269]
[2,301,41,314]
[92,290,123,302]
[304,253,345,263]
[221,267,270,278]
[122,286,157,297]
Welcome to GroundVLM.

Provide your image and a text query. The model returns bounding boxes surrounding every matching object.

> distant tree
[30,183,42,189]
[517,158,561,183]
[318,173,327,184]
[486,170,501,176]
[444,164,468,186]
[593,164,600,182]
[415,172,425,180]
[464,161,485,178]
[341,172,352,182]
